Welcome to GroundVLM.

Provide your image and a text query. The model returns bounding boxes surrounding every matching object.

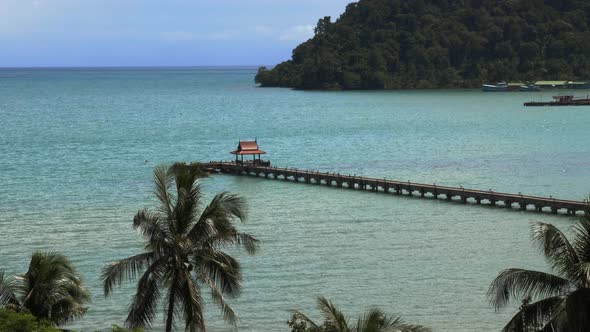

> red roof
[230,140,266,155]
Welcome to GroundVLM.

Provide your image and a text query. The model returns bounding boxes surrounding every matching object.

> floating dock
[194,161,588,216]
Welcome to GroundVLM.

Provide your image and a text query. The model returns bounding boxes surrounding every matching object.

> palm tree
[288,296,431,332]
[488,217,590,332]
[0,251,90,326]
[102,165,258,332]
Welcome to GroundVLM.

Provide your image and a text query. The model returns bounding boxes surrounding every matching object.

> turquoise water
[0,67,588,331]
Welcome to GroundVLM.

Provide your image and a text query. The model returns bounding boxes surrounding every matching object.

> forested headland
[255,0,590,90]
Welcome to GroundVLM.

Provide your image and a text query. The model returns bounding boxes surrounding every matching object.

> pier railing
[192,161,588,216]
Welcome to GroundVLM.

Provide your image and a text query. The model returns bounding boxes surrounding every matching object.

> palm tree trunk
[165,289,176,332]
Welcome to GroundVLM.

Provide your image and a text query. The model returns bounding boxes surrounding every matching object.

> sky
[0,0,353,67]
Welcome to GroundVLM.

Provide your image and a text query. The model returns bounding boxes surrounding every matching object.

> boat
[565,81,590,89]
[481,82,508,92]
[482,82,539,92]
[519,84,541,92]
[524,95,590,106]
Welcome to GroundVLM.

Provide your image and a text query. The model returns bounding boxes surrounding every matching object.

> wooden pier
[194,161,588,216]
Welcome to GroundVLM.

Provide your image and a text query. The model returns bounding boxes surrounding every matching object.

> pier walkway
[196,161,588,216]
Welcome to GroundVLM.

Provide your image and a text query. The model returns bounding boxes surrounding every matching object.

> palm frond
[378,313,404,331]
[102,252,155,296]
[393,324,433,332]
[236,232,259,255]
[287,309,320,328]
[501,296,565,332]
[204,275,238,326]
[190,193,257,254]
[204,193,248,226]
[195,250,242,298]
[316,296,349,332]
[125,259,166,329]
[172,166,203,236]
[202,231,259,256]
[488,268,573,309]
[356,307,385,331]
[133,209,170,253]
[357,309,431,332]
[153,165,174,217]
[531,222,579,280]
[49,296,89,326]
[0,271,19,307]
[572,262,590,291]
[212,193,248,222]
[573,216,590,268]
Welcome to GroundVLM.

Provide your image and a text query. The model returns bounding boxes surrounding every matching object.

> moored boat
[524,95,590,106]
[519,84,541,92]
[481,82,508,92]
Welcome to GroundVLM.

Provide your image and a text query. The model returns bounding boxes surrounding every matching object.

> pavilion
[230,140,268,165]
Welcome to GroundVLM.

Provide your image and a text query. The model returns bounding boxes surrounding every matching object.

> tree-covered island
[255,0,590,90]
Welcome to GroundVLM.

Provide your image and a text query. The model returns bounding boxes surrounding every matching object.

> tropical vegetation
[0,251,90,327]
[256,0,590,89]
[102,165,259,332]
[288,296,431,332]
[0,308,60,332]
[488,217,590,331]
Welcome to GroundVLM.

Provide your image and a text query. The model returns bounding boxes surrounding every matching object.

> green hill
[255,0,590,90]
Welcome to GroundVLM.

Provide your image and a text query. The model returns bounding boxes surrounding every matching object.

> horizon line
[0,64,272,70]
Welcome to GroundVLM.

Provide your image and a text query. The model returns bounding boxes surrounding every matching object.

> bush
[0,308,59,332]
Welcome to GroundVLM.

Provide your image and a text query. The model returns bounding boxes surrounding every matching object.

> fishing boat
[524,95,590,106]
[481,82,508,92]
[482,82,539,92]
[519,84,541,92]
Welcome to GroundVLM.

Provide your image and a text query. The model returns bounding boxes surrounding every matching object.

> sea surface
[0,67,589,331]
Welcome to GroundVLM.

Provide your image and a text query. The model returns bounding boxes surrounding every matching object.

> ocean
[0,67,588,331]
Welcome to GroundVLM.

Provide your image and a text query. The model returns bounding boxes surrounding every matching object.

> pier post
[476,197,481,204]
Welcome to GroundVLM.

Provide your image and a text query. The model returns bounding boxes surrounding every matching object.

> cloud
[279,25,314,41]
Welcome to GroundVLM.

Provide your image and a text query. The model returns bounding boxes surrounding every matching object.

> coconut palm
[102,165,258,332]
[488,217,590,332]
[288,296,431,332]
[0,251,90,326]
